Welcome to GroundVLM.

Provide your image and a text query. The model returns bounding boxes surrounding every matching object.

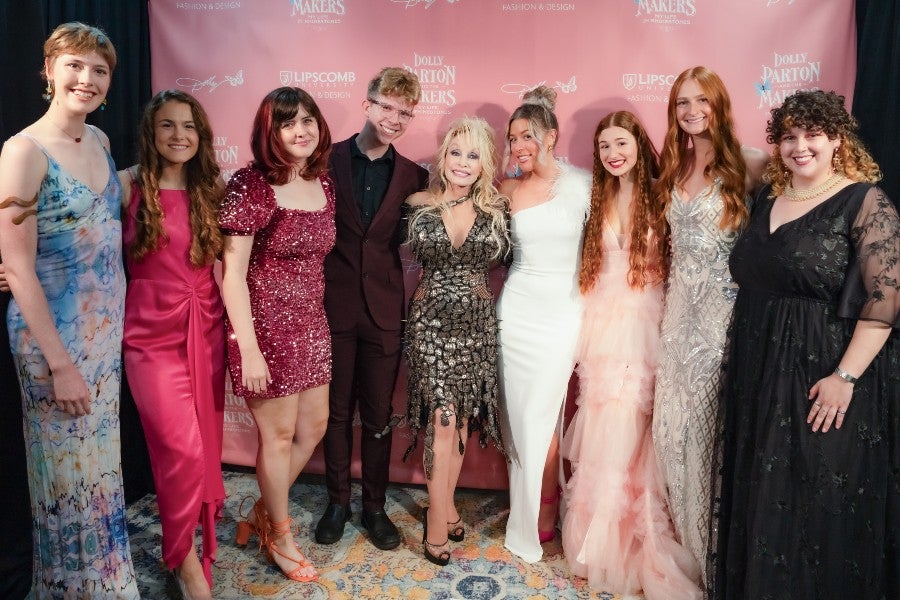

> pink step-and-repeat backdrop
[148,0,856,489]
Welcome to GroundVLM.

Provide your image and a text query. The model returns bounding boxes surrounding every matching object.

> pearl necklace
[784,172,844,202]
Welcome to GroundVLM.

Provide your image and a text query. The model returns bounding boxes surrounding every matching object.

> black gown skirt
[716,183,900,600]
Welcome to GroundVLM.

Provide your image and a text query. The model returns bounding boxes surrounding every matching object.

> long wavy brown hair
[763,90,882,197]
[131,89,223,266]
[655,66,748,231]
[580,111,665,292]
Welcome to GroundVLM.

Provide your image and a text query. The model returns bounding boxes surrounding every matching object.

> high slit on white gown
[498,162,590,563]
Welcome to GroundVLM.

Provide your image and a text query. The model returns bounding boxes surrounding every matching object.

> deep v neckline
[52,156,114,198]
[604,219,626,250]
[441,208,479,251]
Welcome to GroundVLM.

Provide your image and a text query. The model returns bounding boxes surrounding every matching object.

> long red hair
[655,66,747,231]
[580,111,666,292]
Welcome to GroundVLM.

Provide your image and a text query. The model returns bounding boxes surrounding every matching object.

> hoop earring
[43,81,53,102]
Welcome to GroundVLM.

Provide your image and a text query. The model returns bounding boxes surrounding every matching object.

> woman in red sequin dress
[219,87,335,582]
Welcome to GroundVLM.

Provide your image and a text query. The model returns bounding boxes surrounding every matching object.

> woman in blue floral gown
[0,23,139,598]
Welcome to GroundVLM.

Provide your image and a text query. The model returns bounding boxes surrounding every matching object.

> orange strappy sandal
[235,496,267,547]
[266,517,318,582]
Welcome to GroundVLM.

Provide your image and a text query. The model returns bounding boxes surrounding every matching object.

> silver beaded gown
[652,179,736,591]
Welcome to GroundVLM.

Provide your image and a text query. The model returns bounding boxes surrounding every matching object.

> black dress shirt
[351,135,395,228]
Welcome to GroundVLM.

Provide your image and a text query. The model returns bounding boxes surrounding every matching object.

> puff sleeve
[218,167,276,235]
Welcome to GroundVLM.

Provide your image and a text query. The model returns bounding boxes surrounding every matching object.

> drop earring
[43,81,53,102]
[831,150,842,173]
[100,98,108,111]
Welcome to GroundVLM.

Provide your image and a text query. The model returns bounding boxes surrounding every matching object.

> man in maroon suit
[315,68,428,550]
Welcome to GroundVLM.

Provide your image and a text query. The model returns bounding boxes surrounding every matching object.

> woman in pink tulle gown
[121,90,225,600]
[561,111,701,599]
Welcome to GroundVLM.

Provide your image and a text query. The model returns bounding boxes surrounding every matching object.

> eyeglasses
[367,98,415,122]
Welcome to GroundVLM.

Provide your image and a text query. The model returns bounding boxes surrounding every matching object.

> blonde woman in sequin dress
[651,66,767,593]
[403,117,508,566]
[219,87,335,583]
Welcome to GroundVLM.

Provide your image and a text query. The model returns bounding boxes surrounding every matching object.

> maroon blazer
[324,137,428,332]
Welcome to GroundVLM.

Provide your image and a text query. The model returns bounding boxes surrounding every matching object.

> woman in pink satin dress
[561,111,702,599]
[120,90,225,600]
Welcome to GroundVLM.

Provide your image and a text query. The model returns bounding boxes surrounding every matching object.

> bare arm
[742,145,769,196]
[117,164,137,210]
[0,136,90,415]
[220,234,271,394]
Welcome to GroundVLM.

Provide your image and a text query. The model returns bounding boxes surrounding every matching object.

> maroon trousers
[323,304,401,512]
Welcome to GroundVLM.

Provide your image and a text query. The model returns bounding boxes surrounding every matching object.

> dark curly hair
[764,90,881,196]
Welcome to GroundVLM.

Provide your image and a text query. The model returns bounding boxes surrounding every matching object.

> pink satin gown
[123,185,226,586]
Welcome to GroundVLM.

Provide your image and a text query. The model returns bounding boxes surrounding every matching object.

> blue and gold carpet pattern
[127,471,624,599]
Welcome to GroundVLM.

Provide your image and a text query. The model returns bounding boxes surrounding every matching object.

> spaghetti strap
[13,132,51,157]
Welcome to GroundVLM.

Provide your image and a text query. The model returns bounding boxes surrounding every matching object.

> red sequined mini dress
[219,166,336,399]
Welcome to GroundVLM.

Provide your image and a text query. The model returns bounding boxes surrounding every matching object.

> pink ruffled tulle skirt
[562,252,702,599]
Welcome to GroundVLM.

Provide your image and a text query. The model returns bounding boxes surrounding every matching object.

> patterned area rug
[127,470,626,599]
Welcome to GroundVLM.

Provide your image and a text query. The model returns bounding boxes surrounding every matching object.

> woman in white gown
[498,85,591,564]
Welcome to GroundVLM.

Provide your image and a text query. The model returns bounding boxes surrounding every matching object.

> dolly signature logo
[392,0,459,7]
[500,76,577,98]
[176,69,243,93]
[766,0,794,5]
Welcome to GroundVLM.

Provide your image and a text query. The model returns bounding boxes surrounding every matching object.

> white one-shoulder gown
[498,162,591,563]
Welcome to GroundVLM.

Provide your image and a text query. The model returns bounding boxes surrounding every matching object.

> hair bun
[522,85,557,112]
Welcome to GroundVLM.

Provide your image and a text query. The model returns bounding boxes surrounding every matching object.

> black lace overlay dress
[717,183,900,600]
[404,206,507,478]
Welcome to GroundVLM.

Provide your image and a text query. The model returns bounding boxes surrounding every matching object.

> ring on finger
[838,409,846,415]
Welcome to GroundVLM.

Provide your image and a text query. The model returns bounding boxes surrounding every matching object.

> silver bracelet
[833,366,858,384]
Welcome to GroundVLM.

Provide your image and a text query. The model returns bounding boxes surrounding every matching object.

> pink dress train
[561,224,702,599]
[123,186,226,585]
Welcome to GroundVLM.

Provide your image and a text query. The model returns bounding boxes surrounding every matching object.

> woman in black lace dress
[404,117,508,565]
[717,90,899,599]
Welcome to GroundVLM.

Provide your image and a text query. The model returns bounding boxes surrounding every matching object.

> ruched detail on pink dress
[123,185,226,586]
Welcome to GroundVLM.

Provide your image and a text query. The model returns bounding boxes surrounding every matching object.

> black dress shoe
[361,509,401,550]
[315,503,351,545]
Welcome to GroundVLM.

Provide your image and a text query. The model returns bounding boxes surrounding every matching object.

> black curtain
[854,0,899,204]
[0,3,153,598]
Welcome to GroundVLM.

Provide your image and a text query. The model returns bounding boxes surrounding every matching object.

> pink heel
[538,488,560,543]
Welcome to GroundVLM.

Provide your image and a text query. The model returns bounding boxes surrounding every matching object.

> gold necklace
[47,116,85,143]
[784,172,844,202]
[445,194,471,208]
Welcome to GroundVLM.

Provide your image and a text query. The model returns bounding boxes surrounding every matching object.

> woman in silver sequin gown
[651,67,767,594]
